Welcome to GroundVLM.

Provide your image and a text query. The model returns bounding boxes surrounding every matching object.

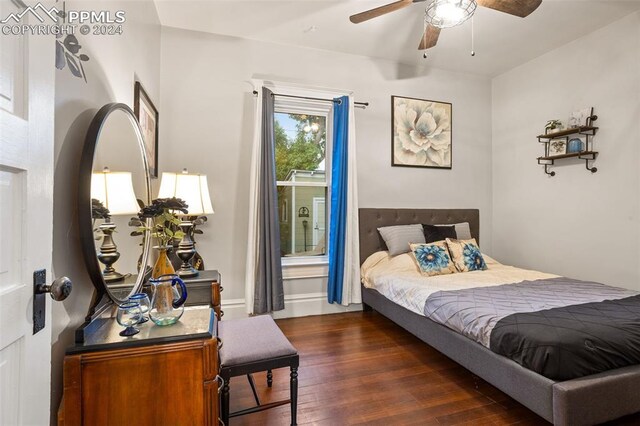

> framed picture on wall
[568,107,594,129]
[391,95,452,169]
[134,81,159,178]
[548,139,567,156]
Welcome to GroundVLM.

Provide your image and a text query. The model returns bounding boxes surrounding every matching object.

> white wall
[51,1,161,420]
[160,27,493,315]
[46,4,640,422]
[492,13,640,289]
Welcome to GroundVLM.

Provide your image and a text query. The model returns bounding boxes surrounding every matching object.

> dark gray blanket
[424,277,640,380]
[490,295,640,380]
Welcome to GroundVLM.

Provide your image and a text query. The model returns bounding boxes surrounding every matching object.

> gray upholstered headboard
[358,208,480,265]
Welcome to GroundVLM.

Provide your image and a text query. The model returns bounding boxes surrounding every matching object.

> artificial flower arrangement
[137,197,189,248]
[91,198,110,220]
[91,198,111,240]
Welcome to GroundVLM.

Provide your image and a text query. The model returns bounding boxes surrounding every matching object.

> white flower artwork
[392,96,452,168]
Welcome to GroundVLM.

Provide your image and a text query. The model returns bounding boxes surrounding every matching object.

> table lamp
[91,167,141,282]
[158,169,214,277]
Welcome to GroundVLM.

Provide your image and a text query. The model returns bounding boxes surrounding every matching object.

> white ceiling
[154,0,640,76]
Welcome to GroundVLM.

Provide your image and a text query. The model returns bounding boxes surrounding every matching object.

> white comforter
[360,251,559,315]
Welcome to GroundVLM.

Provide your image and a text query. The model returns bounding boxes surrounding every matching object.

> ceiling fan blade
[418,25,441,50]
[349,0,413,24]
[477,0,542,18]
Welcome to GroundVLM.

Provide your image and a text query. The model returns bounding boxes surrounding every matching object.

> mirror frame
[79,103,152,318]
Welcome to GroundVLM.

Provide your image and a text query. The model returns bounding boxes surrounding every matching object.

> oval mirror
[79,103,152,306]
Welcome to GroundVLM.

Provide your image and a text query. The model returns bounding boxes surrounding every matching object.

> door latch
[33,269,73,334]
[33,269,47,334]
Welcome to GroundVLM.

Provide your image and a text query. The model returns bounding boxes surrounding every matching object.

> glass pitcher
[149,274,188,326]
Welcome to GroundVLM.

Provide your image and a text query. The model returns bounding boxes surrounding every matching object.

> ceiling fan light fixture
[425,0,477,29]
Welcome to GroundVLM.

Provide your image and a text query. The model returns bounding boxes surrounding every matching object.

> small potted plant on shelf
[545,119,563,134]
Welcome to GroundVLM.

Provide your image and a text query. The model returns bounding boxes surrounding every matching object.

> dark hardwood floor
[228,311,640,425]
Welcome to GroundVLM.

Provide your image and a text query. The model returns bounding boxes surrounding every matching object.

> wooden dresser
[182,270,222,311]
[58,308,221,426]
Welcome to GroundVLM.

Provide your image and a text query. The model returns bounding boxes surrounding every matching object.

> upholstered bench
[219,315,299,425]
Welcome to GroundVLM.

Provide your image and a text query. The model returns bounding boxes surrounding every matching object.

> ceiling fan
[349,0,542,50]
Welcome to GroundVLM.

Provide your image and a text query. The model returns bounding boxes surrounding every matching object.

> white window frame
[254,79,352,278]
[274,99,332,269]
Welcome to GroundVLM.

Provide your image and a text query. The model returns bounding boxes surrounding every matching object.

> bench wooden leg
[222,378,230,425]
[290,367,298,425]
[247,374,261,406]
[267,369,273,388]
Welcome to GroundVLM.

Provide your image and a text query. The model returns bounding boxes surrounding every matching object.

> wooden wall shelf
[537,126,598,140]
[538,151,598,161]
[536,115,599,176]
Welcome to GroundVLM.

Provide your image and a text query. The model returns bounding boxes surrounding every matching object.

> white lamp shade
[158,172,214,216]
[91,171,140,215]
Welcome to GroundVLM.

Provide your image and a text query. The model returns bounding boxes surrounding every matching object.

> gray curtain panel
[254,87,285,314]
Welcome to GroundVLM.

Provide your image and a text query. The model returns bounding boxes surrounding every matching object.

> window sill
[282,256,328,267]
[281,256,328,280]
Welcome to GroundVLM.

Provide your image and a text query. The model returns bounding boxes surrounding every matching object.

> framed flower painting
[392,95,452,169]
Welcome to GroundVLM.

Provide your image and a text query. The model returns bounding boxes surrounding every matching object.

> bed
[359,208,640,426]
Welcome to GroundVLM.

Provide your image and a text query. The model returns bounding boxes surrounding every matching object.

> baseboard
[219,298,248,319]
[221,292,362,320]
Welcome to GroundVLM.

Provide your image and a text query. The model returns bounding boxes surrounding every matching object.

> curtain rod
[252,90,369,109]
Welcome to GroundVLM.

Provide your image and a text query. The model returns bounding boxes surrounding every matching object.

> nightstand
[182,270,221,306]
[58,308,221,426]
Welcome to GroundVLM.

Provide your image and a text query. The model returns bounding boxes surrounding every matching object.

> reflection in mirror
[90,108,150,303]
[91,168,140,282]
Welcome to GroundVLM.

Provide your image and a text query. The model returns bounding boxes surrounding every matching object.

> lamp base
[103,270,125,283]
[176,220,199,278]
[177,265,199,278]
[98,222,124,283]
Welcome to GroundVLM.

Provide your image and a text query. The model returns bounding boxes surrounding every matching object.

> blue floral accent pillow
[445,238,488,273]
[410,242,456,277]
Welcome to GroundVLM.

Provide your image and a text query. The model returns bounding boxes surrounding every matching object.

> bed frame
[359,208,640,426]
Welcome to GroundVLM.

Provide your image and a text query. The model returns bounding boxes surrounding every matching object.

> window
[275,109,329,260]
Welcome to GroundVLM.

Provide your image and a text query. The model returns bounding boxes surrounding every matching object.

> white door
[312,197,325,249]
[0,0,56,424]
